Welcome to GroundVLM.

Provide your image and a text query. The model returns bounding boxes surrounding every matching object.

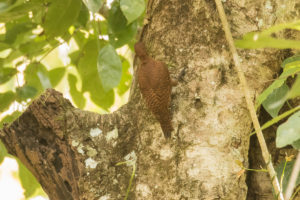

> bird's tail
[158,111,173,138]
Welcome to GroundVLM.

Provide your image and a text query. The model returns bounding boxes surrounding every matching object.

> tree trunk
[0,0,299,199]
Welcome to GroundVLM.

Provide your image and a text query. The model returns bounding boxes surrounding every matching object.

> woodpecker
[135,41,175,138]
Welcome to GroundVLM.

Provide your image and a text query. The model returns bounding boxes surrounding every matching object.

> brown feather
[135,42,174,138]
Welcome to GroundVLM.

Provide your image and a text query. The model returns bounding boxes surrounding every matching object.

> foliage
[235,20,300,49]
[255,55,300,111]
[261,83,289,118]
[0,140,7,164]
[0,0,145,198]
[249,106,300,136]
[276,159,300,194]
[97,44,122,91]
[238,19,300,197]
[0,140,47,198]
[276,111,300,149]
[17,159,47,199]
[0,0,144,125]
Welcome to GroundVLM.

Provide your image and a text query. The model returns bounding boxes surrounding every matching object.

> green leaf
[261,20,300,33]
[0,111,22,129]
[109,21,137,48]
[262,83,289,118]
[78,39,114,109]
[281,55,300,69]
[276,160,300,193]
[0,67,17,85]
[120,0,145,24]
[0,59,4,67]
[256,79,285,108]
[82,0,103,13]
[5,22,36,45]
[280,66,300,79]
[89,89,114,110]
[0,1,41,22]
[73,31,88,49]
[99,20,108,35]
[0,140,7,164]
[16,85,37,102]
[0,2,10,13]
[17,159,42,198]
[49,67,66,87]
[97,44,122,91]
[25,63,52,90]
[5,49,22,64]
[77,39,100,92]
[235,32,300,49]
[235,21,300,49]
[0,91,15,112]
[276,111,300,148]
[0,42,11,51]
[69,50,82,66]
[76,3,90,27]
[24,63,48,94]
[250,106,300,136]
[19,39,48,58]
[67,73,86,109]
[43,0,82,38]
[37,69,52,89]
[256,67,300,108]
[108,1,127,32]
[108,2,138,48]
[117,57,132,95]
[288,75,300,99]
[292,139,300,149]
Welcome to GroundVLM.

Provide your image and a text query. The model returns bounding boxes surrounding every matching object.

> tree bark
[1,0,299,199]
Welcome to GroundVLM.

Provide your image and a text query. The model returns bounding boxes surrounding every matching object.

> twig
[116,160,136,200]
[290,185,300,200]
[285,151,300,200]
[214,0,284,199]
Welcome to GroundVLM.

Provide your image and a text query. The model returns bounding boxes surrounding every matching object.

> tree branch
[0,89,138,199]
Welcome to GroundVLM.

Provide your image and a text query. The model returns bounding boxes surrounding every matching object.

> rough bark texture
[1,0,300,200]
[0,89,140,199]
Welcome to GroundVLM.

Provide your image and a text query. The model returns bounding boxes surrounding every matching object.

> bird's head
[134,41,147,59]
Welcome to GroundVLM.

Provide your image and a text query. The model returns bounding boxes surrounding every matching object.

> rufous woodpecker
[135,41,175,138]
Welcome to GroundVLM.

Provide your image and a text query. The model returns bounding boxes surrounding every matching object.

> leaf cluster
[237,20,300,198]
[0,0,145,125]
[0,0,145,198]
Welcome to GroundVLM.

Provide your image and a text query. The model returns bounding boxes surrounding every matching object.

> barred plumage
[135,42,174,138]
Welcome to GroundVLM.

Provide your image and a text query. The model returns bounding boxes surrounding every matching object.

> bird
[134,41,175,138]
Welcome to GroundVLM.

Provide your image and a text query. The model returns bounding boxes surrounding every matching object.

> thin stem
[290,185,300,200]
[285,151,300,200]
[115,160,136,200]
[244,168,268,173]
[37,32,75,63]
[37,42,61,63]
[124,164,136,200]
[214,0,284,199]
[249,106,300,136]
[280,160,288,189]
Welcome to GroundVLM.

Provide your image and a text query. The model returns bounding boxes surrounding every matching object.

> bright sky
[0,158,48,200]
[0,158,24,200]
